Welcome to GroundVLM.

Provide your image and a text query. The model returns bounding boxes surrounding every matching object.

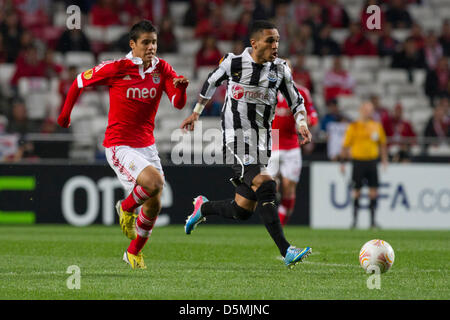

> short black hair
[129,20,157,42]
[249,20,277,39]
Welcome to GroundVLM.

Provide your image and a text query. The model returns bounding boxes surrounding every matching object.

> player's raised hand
[298,125,312,145]
[57,114,71,128]
[180,112,199,132]
[173,76,189,88]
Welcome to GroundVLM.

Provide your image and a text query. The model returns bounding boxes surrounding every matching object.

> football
[359,239,395,273]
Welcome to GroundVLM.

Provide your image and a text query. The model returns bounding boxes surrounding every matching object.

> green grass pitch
[0,225,448,300]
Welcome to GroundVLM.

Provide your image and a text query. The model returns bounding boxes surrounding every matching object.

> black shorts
[225,141,269,202]
[351,160,379,189]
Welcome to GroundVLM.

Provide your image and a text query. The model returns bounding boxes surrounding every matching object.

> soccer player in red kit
[57,20,189,269]
[267,63,318,226]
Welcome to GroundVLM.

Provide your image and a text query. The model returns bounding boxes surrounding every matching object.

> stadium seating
[98,52,126,63]
[377,69,409,85]
[65,51,96,68]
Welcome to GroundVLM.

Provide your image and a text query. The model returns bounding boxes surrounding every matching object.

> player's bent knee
[232,202,254,220]
[141,175,164,196]
[255,180,277,203]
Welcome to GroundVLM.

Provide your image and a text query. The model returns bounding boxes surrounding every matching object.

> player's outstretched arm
[57,80,83,128]
[295,110,312,146]
[180,97,209,131]
[165,73,189,109]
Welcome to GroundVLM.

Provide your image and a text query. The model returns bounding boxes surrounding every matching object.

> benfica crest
[152,72,160,84]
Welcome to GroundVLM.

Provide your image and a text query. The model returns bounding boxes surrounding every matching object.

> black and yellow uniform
[342,120,386,189]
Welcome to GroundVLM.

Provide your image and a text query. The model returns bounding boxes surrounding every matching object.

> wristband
[297,118,308,130]
[193,102,205,114]
[294,111,308,130]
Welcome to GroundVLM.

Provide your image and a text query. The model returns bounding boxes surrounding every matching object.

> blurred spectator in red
[183,0,211,27]
[291,53,314,93]
[233,11,252,42]
[360,0,385,31]
[194,36,223,78]
[252,0,275,21]
[43,48,63,78]
[313,24,341,56]
[439,19,450,56]
[370,94,393,136]
[389,103,416,162]
[58,65,78,113]
[10,46,46,88]
[342,22,377,56]
[158,16,178,54]
[391,37,426,71]
[56,29,91,53]
[195,5,232,40]
[323,0,349,29]
[424,98,450,149]
[121,0,154,24]
[223,0,244,26]
[323,56,355,101]
[14,0,50,30]
[390,103,416,143]
[304,2,325,35]
[425,56,450,105]
[377,22,399,57]
[121,0,168,27]
[289,0,310,27]
[288,23,313,55]
[423,31,444,71]
[89,0,120,27]
[409,23,425,50]
[385,0,413,29]
[0,10,23,62]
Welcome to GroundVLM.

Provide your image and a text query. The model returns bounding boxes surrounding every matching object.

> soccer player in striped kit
[181,21,313,268]
[58,20,189,269]
[267,59,319,226]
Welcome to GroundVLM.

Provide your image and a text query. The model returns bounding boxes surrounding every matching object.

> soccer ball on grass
[359,239,395,273]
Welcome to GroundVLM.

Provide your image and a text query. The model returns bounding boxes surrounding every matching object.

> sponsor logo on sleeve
[83,69,93,80]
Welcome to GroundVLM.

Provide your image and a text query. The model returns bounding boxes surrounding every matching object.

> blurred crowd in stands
[0,0,449,162]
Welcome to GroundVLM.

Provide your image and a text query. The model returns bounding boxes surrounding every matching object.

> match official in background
[339,101,388,229]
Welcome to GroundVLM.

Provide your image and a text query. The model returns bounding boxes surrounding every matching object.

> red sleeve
[297,85,319,127]
[76,58,134,89]
[57,80,83,128]
[162,61,187,110]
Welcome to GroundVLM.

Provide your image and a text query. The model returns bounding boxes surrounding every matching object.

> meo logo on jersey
[126,87,157,99]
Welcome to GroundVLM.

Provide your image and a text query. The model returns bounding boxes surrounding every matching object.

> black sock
[201,199,235,219]
[201,199,253,220]
[353,198,359,225]
[369,199,377,226]
[256,181,290,257]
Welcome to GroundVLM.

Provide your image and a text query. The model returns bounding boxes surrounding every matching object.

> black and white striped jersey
[199,47,306,165]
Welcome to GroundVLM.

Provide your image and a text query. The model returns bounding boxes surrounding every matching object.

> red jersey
[272,85,318,150]
[58,52,187,148]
